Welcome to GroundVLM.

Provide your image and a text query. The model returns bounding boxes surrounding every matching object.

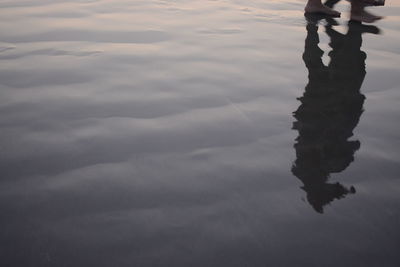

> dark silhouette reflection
[292,15,380,213]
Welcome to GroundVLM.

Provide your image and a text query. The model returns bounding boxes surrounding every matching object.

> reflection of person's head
[292,17,379,213]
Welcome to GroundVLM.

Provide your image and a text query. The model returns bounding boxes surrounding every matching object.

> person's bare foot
[351,10,383,23]
[305,2,341,17]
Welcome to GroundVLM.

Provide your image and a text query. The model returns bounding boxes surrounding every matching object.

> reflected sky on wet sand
[0,0,400,266]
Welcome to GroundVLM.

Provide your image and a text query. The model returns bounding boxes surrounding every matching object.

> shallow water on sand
[1,0,399,266]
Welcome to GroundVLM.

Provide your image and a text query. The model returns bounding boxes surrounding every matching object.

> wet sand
[0,0,399,266]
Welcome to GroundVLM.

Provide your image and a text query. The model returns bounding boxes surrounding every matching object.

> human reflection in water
[292,15,380,213]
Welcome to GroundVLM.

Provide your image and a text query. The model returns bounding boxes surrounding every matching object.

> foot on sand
[351,10,383,23]
[305,3,341,17]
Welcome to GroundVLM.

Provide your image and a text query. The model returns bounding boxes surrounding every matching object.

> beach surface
[1,1,399,266]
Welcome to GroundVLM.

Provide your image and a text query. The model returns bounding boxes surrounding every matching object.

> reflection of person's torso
[292,22,366,213]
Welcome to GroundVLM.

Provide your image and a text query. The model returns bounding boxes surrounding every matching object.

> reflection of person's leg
[362,0,385,6]
[351,0,382,23]
[303,20,327,88]
[324,0,341,8]
[305,0,341,17]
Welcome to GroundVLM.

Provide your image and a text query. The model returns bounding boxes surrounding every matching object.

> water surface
[1,0,400,266]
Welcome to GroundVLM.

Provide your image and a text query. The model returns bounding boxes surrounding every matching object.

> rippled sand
[1,1,399,266]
